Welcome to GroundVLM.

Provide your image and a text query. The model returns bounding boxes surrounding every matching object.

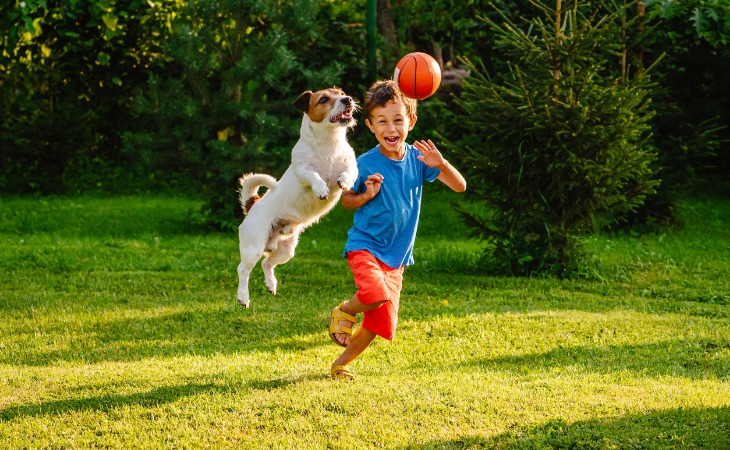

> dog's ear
[293,91,313,113]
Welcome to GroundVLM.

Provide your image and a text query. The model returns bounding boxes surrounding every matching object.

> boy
[328,80,467,380]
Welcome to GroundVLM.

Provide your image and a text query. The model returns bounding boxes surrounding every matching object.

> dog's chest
[315,157,345,183]
[310,147,352,180]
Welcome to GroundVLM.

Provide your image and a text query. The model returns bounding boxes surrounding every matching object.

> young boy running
[328,80,467,380]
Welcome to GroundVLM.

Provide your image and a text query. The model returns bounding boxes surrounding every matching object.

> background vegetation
[2,0,728,271]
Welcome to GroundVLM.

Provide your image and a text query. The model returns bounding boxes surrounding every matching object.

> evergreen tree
[453,0,659,275]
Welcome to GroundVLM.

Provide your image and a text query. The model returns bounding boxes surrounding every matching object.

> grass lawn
[1,187,728,449]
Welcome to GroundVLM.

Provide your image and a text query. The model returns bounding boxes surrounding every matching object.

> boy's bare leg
[333,325,377,368]
[332,294,385,346]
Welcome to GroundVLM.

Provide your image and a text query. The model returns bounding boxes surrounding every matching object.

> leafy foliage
[643,0,730,176]
[0,0,174,193]
[646,0,730,52]
[1,0,728,236]
[121,0,369,229]
[452,1,660,275]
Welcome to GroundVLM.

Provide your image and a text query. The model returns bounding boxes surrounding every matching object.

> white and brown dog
[236,88,358,308]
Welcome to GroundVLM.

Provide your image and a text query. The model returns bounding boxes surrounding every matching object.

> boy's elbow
[453,180,467,193]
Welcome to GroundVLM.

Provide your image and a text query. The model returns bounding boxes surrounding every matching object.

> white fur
[236,89,358,308]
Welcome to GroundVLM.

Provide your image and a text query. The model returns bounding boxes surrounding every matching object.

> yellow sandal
[331,364,355,380]
[329,302,358,347]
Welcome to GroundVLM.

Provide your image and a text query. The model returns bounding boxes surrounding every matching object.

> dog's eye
[318,97,329,104]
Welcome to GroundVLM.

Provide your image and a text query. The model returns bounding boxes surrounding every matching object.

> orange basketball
[393,52,441,100]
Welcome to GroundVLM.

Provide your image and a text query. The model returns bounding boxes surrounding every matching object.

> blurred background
[1,0,727,239]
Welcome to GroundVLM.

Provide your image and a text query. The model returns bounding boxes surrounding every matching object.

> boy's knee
[367,299,387,310]
[358,286,390,306]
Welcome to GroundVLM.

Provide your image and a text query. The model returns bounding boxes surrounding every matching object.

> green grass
[1,188,729,449]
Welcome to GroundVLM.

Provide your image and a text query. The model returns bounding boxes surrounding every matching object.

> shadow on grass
[2,303,334,366]
[396,406,730,449]
[459,339,730,381]
[5,281,729,369]
[0,374,325,422]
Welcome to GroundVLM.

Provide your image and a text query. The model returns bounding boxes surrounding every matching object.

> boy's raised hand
[414,139,446,168]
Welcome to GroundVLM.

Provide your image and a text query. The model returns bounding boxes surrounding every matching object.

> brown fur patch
[306,88,346,123]
[243,195,260,215]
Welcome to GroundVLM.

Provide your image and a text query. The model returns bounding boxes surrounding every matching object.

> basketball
[393,52,441,100]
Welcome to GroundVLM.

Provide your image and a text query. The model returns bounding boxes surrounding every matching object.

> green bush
[0,0,170,194]
[121,0,370,230]
[452,2,660,275]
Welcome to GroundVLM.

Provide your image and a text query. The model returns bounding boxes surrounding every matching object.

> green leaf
[102,12,118,31]
[97,51,111,66]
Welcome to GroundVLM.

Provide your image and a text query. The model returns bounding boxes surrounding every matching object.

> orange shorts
[347,250,404,341]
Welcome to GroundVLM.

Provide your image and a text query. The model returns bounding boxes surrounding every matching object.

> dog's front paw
[337,173,356,191]
[312,180,330,200]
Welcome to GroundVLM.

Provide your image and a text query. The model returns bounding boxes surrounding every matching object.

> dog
[236,88,358,308]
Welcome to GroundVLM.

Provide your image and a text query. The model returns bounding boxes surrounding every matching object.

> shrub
[452,1,660,275]
[122,0,369,230]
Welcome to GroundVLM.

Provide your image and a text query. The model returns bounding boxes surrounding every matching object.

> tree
[452,1,660,275]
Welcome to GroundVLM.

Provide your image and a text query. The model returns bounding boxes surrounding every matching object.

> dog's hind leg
[237,221,267,308]
[236,259,255,308]
[261,231,300,296]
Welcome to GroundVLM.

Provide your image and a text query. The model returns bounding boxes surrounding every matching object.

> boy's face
[365,99,417,156]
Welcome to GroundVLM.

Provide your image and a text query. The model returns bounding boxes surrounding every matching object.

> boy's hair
[364,80,417,121]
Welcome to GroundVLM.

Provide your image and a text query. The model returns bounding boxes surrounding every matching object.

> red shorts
[347,250,404,341]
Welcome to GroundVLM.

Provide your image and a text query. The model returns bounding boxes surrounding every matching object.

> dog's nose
[340,97,352,105]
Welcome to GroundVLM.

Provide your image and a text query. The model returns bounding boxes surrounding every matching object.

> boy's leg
[333,325,377,368]
[331,295,385,347]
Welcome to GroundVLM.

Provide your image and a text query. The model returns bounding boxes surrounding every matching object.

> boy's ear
[408,116,417,130]
[364,117,375,133]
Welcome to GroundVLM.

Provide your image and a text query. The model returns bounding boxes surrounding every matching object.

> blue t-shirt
[344,143,440,268]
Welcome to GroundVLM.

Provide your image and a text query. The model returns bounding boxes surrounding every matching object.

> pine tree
[454,0,659,275]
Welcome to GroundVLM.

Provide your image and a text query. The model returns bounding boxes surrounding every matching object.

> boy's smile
[365,99,417,160]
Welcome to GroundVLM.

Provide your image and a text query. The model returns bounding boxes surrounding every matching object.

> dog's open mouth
[330,107,354,124]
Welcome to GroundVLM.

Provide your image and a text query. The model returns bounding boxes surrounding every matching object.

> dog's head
[293,88,356,128]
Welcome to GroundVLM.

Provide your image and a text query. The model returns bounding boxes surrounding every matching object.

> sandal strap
[331,364,355,380]
[329,322,353,335]
[332,303,358,324]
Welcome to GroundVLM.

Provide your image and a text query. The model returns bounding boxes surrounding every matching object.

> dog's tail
[239,173,278,215]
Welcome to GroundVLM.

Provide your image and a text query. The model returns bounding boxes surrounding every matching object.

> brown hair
[364,79,417,121]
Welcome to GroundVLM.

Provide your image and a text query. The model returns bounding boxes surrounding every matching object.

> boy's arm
[435,160,467,193]
[341,173,384,210]
[414,140,467,192]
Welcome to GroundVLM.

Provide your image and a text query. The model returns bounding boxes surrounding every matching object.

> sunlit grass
[0,188,728,448]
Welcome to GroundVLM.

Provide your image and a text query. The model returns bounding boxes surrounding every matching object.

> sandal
[329,302,358,347]
[331,364,355,380]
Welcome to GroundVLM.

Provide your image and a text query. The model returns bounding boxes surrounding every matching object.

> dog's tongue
[331,108,353,123]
